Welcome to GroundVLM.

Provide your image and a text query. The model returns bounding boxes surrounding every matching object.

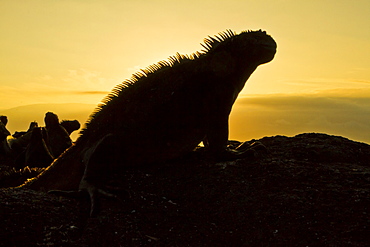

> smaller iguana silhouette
[24,127,54,168]
[44,112,72,158]
[12,121,38,138]
[8,114,74,168]
[60,120,81,136]
[0,116,11,155]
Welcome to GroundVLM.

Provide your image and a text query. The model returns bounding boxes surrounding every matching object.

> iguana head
[202,29,277,65]
[0,120,10,141]
[0,115,8,126]
[44,112,59,128]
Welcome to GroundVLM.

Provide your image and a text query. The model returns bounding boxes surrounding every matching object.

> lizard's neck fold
[234,64,258,93]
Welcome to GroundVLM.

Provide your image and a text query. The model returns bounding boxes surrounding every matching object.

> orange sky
[1,0,370,143]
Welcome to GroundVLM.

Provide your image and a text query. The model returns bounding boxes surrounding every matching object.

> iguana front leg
[205,90,265,161]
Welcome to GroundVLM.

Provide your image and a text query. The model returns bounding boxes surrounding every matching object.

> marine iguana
[24,127,54,168]
[0,117,11,155]
[44,112,72,158]
[0,115,8,127]
[24,29,277,216]
[12,121,38,138]
[60,120,81,135]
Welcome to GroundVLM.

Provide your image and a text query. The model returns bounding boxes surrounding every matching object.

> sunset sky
[1,0,370,143]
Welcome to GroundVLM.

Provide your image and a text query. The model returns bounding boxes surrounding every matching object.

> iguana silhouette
[44,112,72,158]
[24,29,277,216]
[24,127,54,168]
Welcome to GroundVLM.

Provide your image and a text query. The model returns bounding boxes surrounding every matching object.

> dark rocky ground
[1,133,369,246]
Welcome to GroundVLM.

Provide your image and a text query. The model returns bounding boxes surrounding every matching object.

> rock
[0,133,369,246]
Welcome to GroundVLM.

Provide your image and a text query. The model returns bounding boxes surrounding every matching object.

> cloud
[27,68,120,94]
[73,91,109,95]
[230,93,370,144]
[35,75,53,81]
[0,68,120,109]
[352,79,370,84]
[63,69,103,87]
[255,77,370,96]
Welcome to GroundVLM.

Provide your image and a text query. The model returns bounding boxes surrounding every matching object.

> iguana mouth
[263,43,277,52]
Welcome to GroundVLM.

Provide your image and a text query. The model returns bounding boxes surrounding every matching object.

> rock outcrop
[1,133,369,246]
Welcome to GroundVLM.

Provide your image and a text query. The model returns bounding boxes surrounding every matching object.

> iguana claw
[49,180,119,217]
[79,179,118,217]
[216,141,268,161]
